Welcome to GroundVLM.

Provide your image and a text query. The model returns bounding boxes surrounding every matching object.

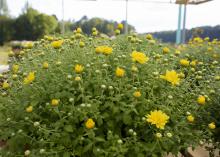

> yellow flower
[12,64,19,73]
[115,29,120,35]
[74,64,84,73]
[51,99,59,106]
[43,62,49,69]
[131,65,138,72]
[75,76,81,81]
[133,91,141,98]
[180,59,190,66]
[146,34,153,40]
[162,47,170,54]
[76,28,82,33]
[146,110,169,129]
[95,47,102,54]
[155,133,162,138]
[51,40,63,49]
[102,46,113,55]
[131,51,149,64]
[95,46,113,55]
[160,70,181,86]
[23,42,34,49]
[26,106,33,113]
[197,95,206,105]
[190,60,197,67]
[79,41,85,48]
[187,115,194,122]
[117,23,124,30]
[208,122,216,129]
[175,50,181,55]
[2,81,10,89]
[23,72,35,84]
[115,67,125,77]
[85,118,95,129]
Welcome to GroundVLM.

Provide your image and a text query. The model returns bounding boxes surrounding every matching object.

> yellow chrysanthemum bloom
[162,47,170,54]
[43,62,49,69]
[76,28,82,33]
[146,34,153,40]
[187,115,194,122]
[85,118,95,129]
[117,23,124,30]
[79,41,85,48]
[115,67,125,77]
[146,110,169,129]
[115,29,120,35]
[23,42,34,49]
[208,122,216,129]
[131,65,138,72]
[190,60,197,67]
[74,64,84,73]
[75,76,81,81]
[26,106,33,113]
[12,64,19,73]
[180,59,190,67]
[23,72,35,84]
[95,46,113,55]
[2,81,10,89]
[51,40,63,49]
[160,70,181,86]
[131,51,149,64]
[51,99,59,106]
[133,91,141,98]
[102,46,113,55]
[197,95,206,105]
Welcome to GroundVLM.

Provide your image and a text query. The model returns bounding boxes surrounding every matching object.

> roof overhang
[176,0,213,5]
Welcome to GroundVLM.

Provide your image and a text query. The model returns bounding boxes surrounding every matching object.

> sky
[7,0,220,33]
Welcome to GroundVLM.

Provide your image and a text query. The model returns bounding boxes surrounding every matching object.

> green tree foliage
[0,15,14,45]
[14,8,58,41]
[69,16,135,36]
[152,25,220,43]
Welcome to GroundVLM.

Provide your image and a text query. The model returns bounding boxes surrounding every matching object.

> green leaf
[64,125,73,133]
[63,152,71,157]
[82,142,93,153]
[123,113,132,125]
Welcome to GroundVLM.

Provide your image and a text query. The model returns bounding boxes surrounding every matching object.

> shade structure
[175,0,213,44]
[176,0,213,5]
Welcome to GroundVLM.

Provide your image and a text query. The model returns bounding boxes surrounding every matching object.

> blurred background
[0,0,220,62]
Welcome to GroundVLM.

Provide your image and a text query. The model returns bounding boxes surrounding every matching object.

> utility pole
[125,0,128,34]
[176,4,182,44]
[61,0,65,34]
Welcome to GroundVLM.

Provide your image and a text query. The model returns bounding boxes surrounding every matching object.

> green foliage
[152,25,220,43]
[63,16,135,36]
[0,34,219,157]
[14,8,58,41]
[0,16,14,45]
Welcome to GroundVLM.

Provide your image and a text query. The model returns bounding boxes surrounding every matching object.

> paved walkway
[0,65,9,73]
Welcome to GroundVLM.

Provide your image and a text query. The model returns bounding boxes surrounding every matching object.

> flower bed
[0,33,219,157]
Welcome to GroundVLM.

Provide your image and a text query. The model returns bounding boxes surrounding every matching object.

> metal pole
[176,4,182,44]
[182,4,187,44]
[61,0,65,34]
[125,0,128,34]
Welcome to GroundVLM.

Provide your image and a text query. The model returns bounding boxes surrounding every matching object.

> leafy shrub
[0,34,219,157]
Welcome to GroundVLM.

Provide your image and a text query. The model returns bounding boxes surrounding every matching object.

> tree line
[0,6,135,45]
[151,26,220,43]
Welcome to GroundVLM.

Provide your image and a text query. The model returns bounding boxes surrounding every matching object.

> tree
[0,15,14,45]
[0,0,9,16]
[14,7,58,41]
